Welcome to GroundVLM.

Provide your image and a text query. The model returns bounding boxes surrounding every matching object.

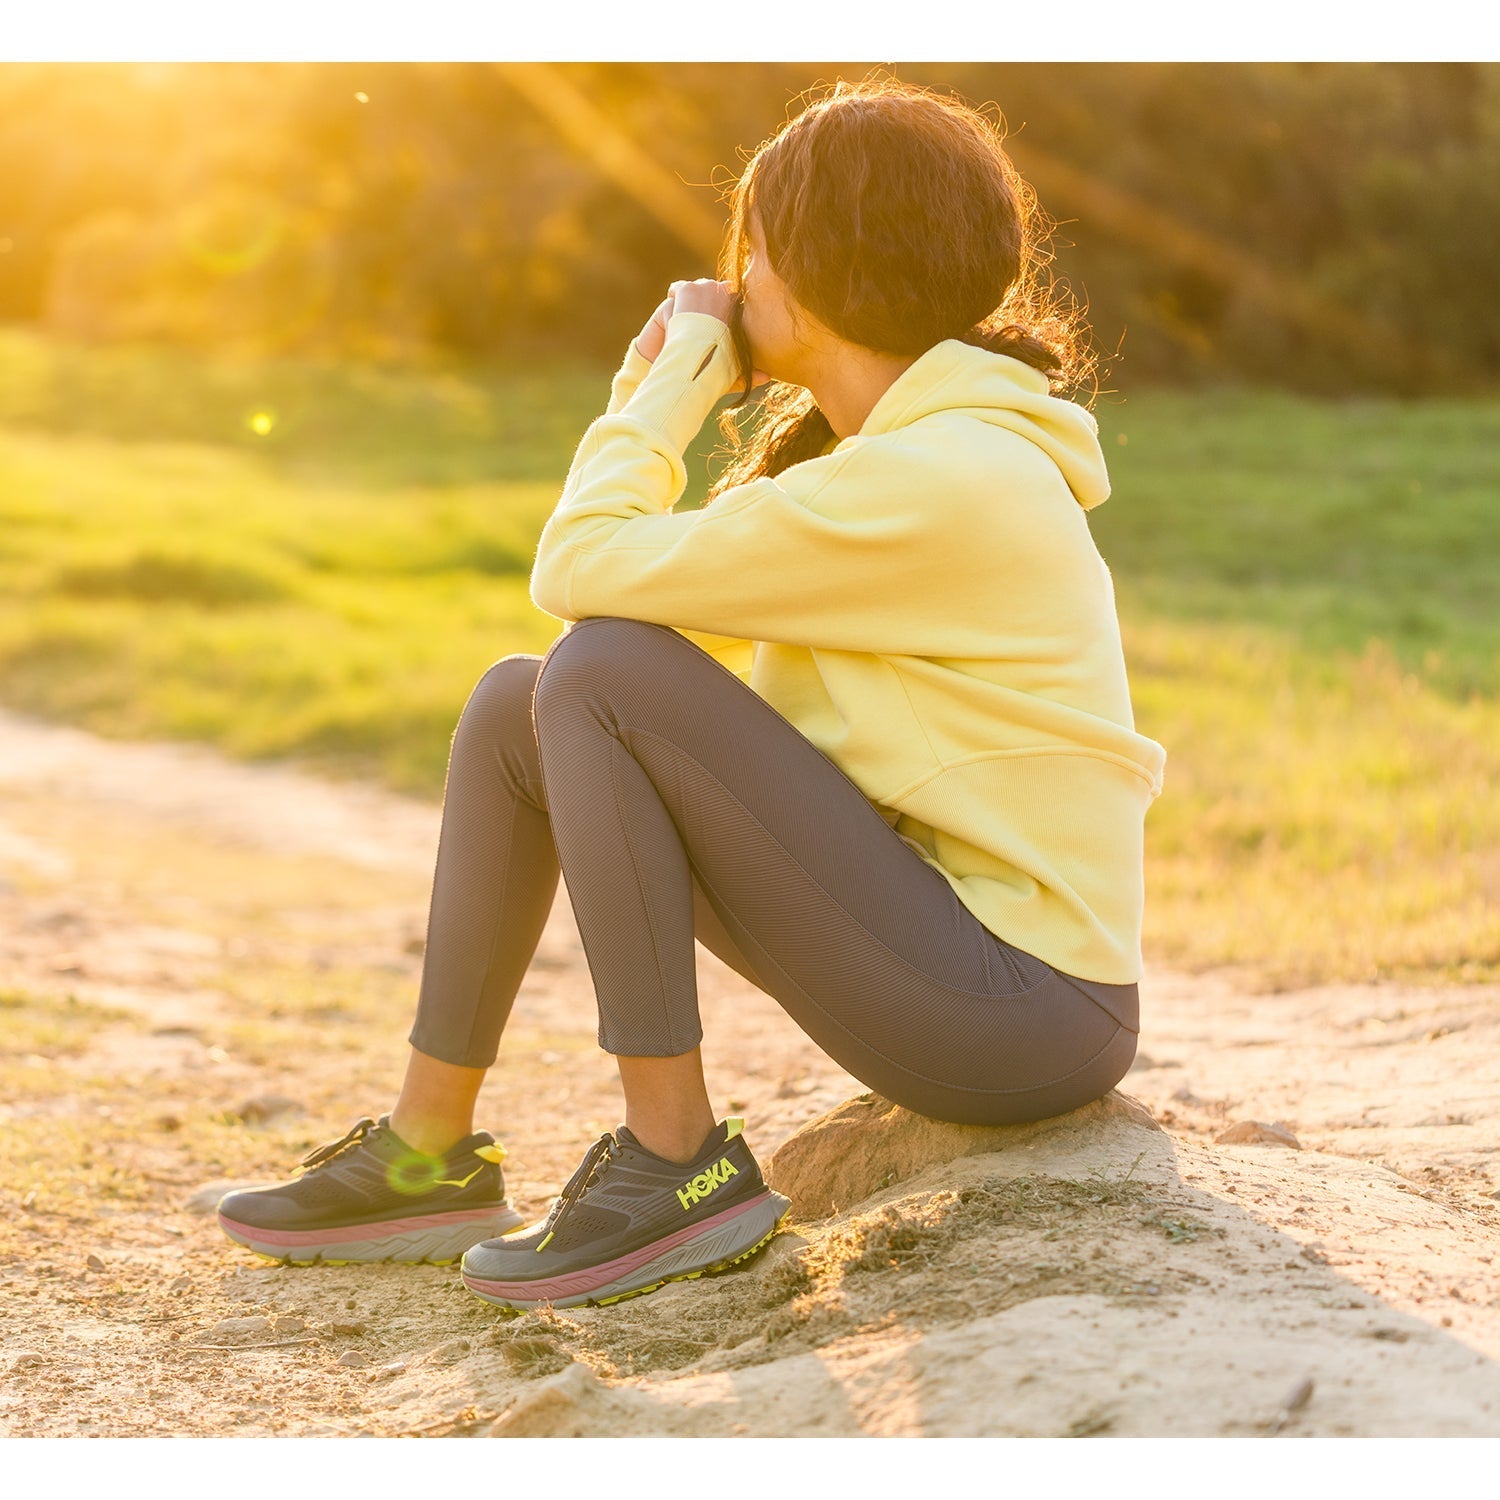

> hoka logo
[676,1156,739,1211]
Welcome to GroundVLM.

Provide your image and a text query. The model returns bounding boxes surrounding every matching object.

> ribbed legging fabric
[407,615,1140,1126]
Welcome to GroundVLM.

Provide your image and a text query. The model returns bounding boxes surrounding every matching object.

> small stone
[368,1360,408,1382]
[331,1321,367,1336]
[209,1315,273,1341]
[169,1275,192,1292]
[10,1352,46,1371]
[423,1338,471,1365]
[155,1114,184,1133]
[336,1350,371,1369]
[344,1299,357,1310]
[85,1253,106,1272]
[1214,1120,1301,1149]
[185,1180,270,1215]
[235,1095,305,1125]
[1282,1376,1315,1413]
[273,1315,307,1335]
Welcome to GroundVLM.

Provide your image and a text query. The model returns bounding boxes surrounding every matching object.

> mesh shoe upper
[218,1115,509,1231]
[462,1119,767,1281]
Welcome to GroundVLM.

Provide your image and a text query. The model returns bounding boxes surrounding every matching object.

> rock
[272,1315,306,1335]
[209,1315,272,1341]
[10,1351,46,1371]
[234,1095,305,1124]
[85,1253,106,1272]
[488,1361,608,1438]
[330,1321,367,1336]
[423,1338,471,1366]
[169,1275,192,1292]
[766,1089,1162,1221]
[1215,1120,1300,1148]
[368,1360,408,1382]
[184,1180,272,1214]
[336,1350,371,1369]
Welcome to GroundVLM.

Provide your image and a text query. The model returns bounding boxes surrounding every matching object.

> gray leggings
[408,615,1139,1126]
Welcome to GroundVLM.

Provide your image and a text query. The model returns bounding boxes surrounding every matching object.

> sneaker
[217,1115,525,1266]
[460,1117,791,1310]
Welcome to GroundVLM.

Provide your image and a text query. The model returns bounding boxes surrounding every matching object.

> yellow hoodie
[530,310,1167,984]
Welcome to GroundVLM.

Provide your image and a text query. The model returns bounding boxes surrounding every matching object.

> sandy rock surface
[0,707,1497,1437]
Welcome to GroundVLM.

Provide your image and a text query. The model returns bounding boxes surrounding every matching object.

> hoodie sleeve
[573,317,756,679]
[531,310,962,655]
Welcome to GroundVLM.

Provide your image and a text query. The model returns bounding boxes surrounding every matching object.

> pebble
[331,1321,367,1336]
[169,1275,192,1292]
[10,1352,46,1371]
[1283,1376,1315,1412]
[209,1315,273,1340]
[184,1180,268,1214]
[85,1253,106,1272]
[1214,1120,1301,1148]
[272,1315,307,1335]
[336,1351,371,1369]
[368,1360,408,1382]
[235,1096,305,1124]
[423,1338,471,1366]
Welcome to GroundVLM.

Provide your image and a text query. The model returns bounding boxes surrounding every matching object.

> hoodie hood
[849,338,1111,511]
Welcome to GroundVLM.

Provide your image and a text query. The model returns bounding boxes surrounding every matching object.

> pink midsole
[462,1192,775,1302]
[219,1204,514,1248]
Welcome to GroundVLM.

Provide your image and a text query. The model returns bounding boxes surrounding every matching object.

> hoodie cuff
[606,337,655,415]
[616,310,740,454]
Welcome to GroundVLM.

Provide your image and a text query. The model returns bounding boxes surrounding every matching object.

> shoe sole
[218,1203,526,1266]
[460,1189,793,1311]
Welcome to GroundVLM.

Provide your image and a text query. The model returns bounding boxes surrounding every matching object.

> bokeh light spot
[354,91,369,104]
[248,410,276,437]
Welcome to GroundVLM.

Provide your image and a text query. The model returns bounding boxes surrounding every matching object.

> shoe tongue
[615,1121,726,1164]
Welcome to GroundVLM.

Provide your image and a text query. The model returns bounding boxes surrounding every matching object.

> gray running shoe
[460,1117,791,1310]
[217,1115,524,1265]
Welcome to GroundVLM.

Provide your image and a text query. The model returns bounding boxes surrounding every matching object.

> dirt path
[1,708,1497,1437]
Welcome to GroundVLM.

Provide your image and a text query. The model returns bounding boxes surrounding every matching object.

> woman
[217,76,1167,1311]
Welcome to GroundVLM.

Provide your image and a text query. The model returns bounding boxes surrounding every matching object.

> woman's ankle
[391,1046,488,1156]
[388,1106,472,1157]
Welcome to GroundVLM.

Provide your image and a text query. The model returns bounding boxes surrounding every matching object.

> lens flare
[387,1151,445,1197]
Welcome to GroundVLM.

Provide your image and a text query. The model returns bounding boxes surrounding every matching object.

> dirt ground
[1,706,1497,1438]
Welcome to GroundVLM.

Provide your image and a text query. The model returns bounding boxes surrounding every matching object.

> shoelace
[542,1131,622,1233]
[298,1116,380,1172]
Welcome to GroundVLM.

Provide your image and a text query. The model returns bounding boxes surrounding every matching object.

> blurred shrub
[1,61,1498,392]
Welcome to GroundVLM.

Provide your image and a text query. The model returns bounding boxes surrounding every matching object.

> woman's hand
[633,278,771,392]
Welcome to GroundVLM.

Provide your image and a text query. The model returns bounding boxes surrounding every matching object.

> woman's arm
[532,310,959,655]
[580,319,757,678]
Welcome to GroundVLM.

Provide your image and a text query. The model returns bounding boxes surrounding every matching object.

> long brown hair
[706,74,1094,500]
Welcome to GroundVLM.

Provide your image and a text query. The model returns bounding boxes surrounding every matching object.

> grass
[1,325,1497,988]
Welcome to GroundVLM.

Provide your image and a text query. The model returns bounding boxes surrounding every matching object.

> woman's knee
[533,616,676,719]
[454,654,543,746]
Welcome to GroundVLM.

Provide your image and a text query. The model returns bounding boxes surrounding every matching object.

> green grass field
[1,327,1496,989]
